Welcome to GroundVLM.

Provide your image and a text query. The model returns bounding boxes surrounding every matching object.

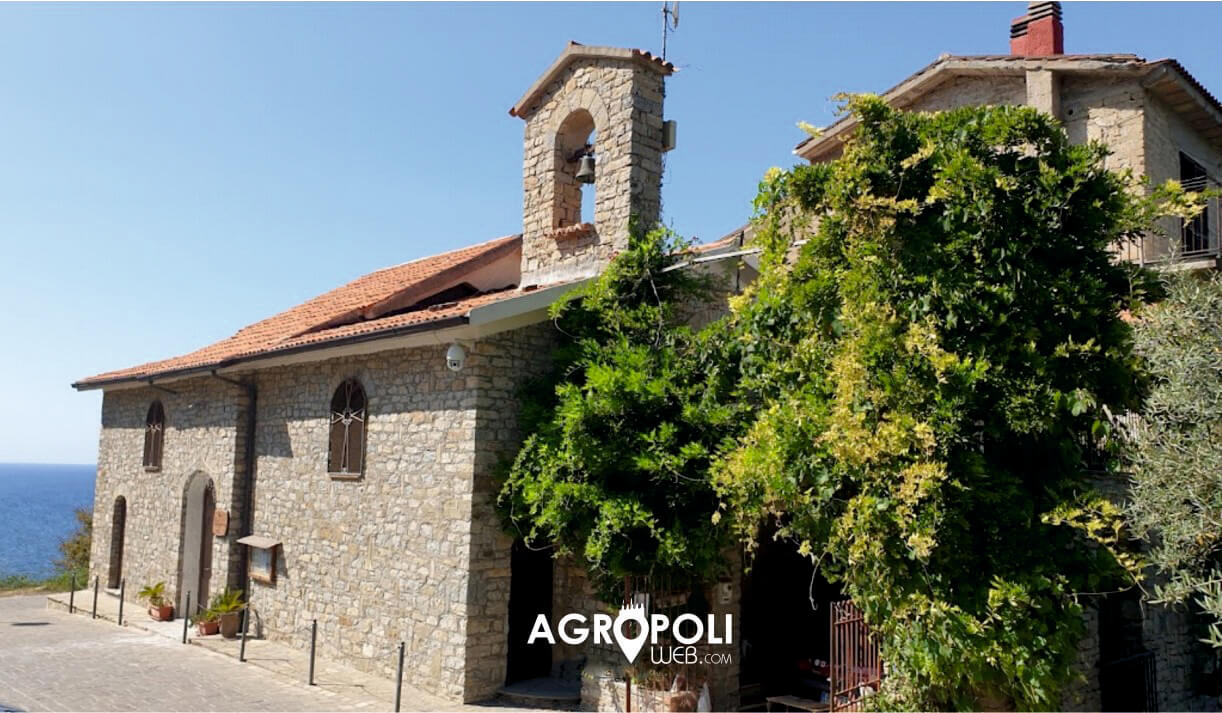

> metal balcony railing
[1136,176,1220,266]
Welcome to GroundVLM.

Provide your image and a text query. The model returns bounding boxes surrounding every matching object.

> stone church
[77,4,1222,710]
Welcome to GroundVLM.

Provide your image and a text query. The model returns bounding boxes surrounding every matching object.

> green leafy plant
[208,588,244,615]
[190,606,216,626]
[55,507,91,580]
[137,581,168,608]
[712,96,1165,709]
[1125,269,1222,647]
[502,95,1188,709]
[497,225,744,599]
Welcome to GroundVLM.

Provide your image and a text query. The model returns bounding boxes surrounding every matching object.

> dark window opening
[143,401,165,471]
[328,379,367,477]
[1180,152,1210,255]
[387,282,481,316]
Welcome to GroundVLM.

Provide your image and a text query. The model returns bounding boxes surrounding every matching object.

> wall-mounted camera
[445,343,467,372]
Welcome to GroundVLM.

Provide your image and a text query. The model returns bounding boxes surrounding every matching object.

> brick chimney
[1010,1,1064,56]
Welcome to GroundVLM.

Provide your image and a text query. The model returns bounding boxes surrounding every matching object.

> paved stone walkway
[0,594,530,712]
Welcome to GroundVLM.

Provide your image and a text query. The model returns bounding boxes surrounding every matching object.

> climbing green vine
[497,225,745,600]
[499,95,1192,709]
[714,96,1164,709]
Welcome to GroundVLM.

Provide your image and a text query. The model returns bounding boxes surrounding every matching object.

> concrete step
[497,677,580,711]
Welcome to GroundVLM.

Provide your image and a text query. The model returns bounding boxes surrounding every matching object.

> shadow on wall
[258,420,293,459]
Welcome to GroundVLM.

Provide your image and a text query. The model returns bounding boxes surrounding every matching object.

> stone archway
[178,472,215,614]
[106,496,126,589]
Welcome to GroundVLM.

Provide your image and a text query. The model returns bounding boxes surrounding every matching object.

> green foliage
[194,588,244,624]
[1126,270,1222,646]
[0,574,43,592]
[138,581,168,608]
[56,507,92,575]
[209,588,244,615]
[498,225,746,598]
[500,95,1183,708]
[713,96,1156,709]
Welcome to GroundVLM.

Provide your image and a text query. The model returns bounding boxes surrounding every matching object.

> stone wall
[904,74,1026,113]
[1061,605,1102,711]
[90,377,246,615]
[1143,600,1212,710]
[243,323,555,703]
[246,342,479,701]
[518,55,667,287]
[464,323,558,700]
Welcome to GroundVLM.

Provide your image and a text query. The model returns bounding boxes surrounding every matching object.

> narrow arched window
[143,401,165,471]
[328,379,366,477]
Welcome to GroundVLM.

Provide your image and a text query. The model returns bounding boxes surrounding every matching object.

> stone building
[75,41,746,706]
[76,4,1222,711]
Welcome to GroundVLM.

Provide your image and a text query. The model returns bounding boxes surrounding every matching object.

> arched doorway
[107,496,126,589]
[179,473,215,614]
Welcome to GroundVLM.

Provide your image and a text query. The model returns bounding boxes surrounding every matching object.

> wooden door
[198,482,215,604]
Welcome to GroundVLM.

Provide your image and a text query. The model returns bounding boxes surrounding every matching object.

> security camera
[445,343,467,372]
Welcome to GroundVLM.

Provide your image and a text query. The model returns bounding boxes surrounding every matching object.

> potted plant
[192,603,220,636]
[137,581,174,621]
[209,588,245,639]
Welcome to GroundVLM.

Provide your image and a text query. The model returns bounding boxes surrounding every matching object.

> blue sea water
[0,463,95,579]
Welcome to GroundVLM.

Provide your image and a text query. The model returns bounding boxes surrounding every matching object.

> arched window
[143,401,165,471]
[328,379,366,477]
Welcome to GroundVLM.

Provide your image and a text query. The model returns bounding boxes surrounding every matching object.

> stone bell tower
[510,43,674,287]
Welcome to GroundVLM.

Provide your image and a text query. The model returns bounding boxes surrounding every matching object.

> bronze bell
[575,154,596,184]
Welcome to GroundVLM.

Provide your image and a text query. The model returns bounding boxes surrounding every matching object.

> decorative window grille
[143,400,165,471]
[328,379,367,477]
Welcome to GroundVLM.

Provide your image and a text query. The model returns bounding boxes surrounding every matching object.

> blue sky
[2,2,1220,465]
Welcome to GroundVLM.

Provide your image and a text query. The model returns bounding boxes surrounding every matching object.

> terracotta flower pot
[148,604,174,621]
[197,619,220,636]
[219,611,241,639]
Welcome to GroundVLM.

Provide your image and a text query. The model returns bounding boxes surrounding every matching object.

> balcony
[1135,176,1220,269]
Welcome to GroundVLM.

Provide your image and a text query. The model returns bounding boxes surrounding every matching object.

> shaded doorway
[1098,589,1158,711]
[179,473,215,614]
[107,497,126,589]
[506,539,553,684]
[739,531,843,709]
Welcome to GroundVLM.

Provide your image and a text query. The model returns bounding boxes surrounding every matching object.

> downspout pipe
[210,370,258,594]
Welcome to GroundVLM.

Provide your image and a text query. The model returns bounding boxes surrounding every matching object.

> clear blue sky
[2,2,1219,465]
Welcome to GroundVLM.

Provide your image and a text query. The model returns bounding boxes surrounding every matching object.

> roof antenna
[661,1,679,62]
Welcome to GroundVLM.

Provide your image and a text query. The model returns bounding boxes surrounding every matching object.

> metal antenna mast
[661,1,679,62]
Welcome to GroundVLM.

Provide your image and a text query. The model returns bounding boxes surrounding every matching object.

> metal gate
[830,600,883,712]
[1099,649,1158,712]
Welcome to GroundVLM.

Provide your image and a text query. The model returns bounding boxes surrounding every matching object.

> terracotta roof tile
[76,235,522,387]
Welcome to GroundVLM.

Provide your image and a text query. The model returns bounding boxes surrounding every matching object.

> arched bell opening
[553,109,597,230]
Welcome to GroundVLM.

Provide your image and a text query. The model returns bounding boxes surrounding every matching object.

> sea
[0,463,96,579]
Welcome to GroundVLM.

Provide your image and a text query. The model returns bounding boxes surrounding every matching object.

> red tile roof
[75,227,753,389]
[75,235,522,388]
